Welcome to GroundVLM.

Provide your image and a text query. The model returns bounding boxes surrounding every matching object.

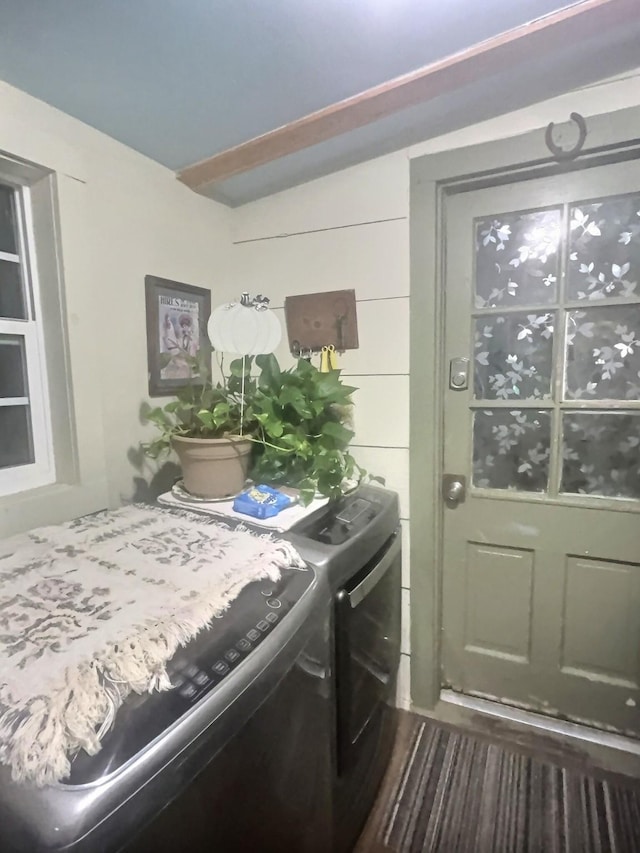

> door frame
[409,104,640,711]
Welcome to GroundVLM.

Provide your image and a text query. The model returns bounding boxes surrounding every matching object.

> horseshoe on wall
[545,112,587,161]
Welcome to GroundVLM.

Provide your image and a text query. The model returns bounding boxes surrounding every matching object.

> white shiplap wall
[231,162,413,704]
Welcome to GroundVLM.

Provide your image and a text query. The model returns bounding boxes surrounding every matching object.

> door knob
[442,474,466,508]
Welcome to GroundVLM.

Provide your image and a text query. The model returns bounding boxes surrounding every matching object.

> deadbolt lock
[449,357,469,391]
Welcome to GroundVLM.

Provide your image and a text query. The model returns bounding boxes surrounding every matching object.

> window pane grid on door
[474,207,562,309]
[567,192,640,302]
[471,204,562,494]
[472,409,552,492]
[468,400,556,409]
[466,398,640,413]
[473,296,640,318]
[473,311,555,401]
[560,411,640,499]
[559,192,640,502]
[471,192,640,503]
[546,202,571,500]
[564,305,640,400]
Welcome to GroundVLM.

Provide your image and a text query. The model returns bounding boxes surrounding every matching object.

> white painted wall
[230,68,640,710]
[0,82,235,536]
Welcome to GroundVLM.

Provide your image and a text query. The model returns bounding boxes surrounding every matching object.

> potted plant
[142,354,257,499]
[142,353,363,505]
[249,353,362,505]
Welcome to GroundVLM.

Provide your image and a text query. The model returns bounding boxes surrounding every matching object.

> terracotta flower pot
[172,435,253,499]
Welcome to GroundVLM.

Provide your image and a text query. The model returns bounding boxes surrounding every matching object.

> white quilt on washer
[0,504,303,787]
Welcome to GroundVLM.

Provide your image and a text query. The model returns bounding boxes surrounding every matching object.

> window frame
[0,176,56,496]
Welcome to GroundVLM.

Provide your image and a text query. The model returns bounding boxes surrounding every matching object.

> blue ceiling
[1,1,639,205]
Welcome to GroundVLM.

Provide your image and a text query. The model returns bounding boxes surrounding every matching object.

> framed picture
[145,275,211,397]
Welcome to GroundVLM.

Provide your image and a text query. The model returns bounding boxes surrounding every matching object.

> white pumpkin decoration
[208,292,281,355]
[207,293,281,437]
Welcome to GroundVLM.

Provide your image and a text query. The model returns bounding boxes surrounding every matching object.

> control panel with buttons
[67,563,314,784]
[166,570,311,708]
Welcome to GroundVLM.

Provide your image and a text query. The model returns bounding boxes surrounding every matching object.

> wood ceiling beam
[178,0,638,192]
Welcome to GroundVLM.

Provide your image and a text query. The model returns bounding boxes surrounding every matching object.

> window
[0,153,102,535]
[0,180,55,496]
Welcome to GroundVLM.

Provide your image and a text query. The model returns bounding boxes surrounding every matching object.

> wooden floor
[355,711,640,852]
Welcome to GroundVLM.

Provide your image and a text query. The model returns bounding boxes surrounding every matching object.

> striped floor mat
[362,717,640,852]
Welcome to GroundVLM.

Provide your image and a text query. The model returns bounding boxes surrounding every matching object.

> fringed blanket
[0,504,304,787]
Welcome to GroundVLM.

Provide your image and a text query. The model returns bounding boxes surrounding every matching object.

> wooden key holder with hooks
[285,289,359,358]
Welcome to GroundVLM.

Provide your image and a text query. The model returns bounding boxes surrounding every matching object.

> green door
[442,159,640,735]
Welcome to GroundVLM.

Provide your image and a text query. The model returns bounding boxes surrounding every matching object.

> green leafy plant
[141,354,257,459]
[142,352,364,504]
[249,354,362,504]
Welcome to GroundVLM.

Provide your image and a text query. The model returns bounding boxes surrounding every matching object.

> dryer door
[335,531,401,775]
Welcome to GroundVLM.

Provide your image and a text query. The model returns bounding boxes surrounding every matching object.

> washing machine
[0,485,401,853]
[0,559,334,853]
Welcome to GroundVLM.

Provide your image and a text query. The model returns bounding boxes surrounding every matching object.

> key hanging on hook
[320,345,337,372]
